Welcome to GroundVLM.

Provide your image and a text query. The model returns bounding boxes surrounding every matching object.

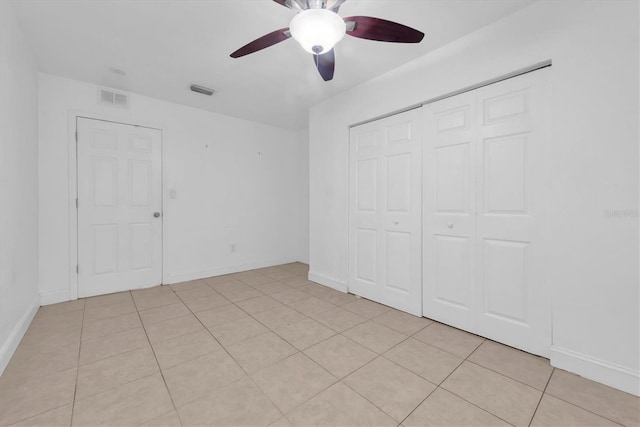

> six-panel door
[349,109,422,316]
[77,117,162,298]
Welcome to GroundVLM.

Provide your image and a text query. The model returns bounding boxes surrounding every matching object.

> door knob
[447,222,454,229]
[153,212,161,218]
[394,220,399,225]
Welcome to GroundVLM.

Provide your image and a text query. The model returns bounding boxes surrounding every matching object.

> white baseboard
[0,295,40,375]
[308,271,348,293]
[550,345,640,396]
[164,256,302,285]
[40,289,71,305]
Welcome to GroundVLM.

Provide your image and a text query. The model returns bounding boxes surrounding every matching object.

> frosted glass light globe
[289,9,346,55]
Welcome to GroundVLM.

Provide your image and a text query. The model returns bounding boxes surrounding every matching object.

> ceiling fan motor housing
[289,9,346,55]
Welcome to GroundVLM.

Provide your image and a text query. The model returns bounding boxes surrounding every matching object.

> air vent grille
[98,88,129,109]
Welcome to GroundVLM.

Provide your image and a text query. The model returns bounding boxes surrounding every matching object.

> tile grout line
[130,288,185,427]
[69,299,86,427]
[528,367,554,427]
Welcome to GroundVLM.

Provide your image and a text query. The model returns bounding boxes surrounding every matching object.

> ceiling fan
[230,0,424,81]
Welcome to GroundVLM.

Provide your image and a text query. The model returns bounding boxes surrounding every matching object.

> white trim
[0,296,40,375]
[164,256,302,285]
[40,290,71,306]
[297,256,309,264]
[550,345,640,397]
[308,271,348,293]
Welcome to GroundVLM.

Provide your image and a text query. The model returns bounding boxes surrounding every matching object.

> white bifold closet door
[349,109,422,316]
[423,69,551,357]
[77,117,163,298]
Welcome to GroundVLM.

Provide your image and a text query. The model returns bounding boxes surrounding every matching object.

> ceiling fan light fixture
[289,9,346,55]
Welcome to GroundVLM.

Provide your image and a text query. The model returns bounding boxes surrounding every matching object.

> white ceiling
[10,0,535,129]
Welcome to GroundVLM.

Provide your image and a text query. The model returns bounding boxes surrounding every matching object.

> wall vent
[98,88,130,109]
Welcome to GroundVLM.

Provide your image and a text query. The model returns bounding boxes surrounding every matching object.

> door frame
[67,111,166,300]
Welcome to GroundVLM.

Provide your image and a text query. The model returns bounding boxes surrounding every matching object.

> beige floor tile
[169,279,209,291]
[404,388,510,427]
[83,300,137,322]
[37,299,85,316]
[413,322,484,358]
[280,276,313,288]
[141,410,182,426]
[138,302,191,326]
[183,293,230,312]
[2,340,79,382]
[144,313,204,344]
[72,373,173,426]
[269,416,293,427]
[152,330,222,370]
[252,281,291,295]
[374,310,433,335]
[236,295,283,314]
[10,404,72,427]
[545,369,639,426]
[76,345,158,399]
[84,291,132,309]
[253,305,307,330]
[287,296,336,316]
[204,275,240,287]
[206,278,245,292]
[342,298,390,318]
[304,334,377,378]
[218,285,264,302]
[208,316,269,346]
[29,309,83,333]
[442,361,542,426]
[227,332,297,373]
[314,289,360,306]
[251,353,336,413]
[80,327,149,365]
[177,376,282,427]
[287,382,396,427]
[239,274,277,286]
[82,311,141,340]
[266,270,297,281]
[343,320,408,354]
[384,338,463,384]
[163,351,245,406]
[310,307,367,332]
[273,318,336,350]
[130,285,173,298]
[344,357,436,422]
[196,304,247,327]
[174,285,217,302]
[17,322,81,353]
[134,292,181,311]
[531,394,620,426]
[269,289,310,305]
[0,368,77,426]
[468,340,553,390]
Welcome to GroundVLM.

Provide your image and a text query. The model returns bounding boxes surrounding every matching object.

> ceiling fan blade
[343,16,424,43]
[230,28,291,58]
[272,0,304,10]
[313,49,335,81]
[326,0,347,11]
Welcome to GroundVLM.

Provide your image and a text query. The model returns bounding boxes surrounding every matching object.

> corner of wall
[0,295,40,375]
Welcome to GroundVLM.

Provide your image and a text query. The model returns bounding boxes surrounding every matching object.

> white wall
[0,0,40,373]
[39,73,308,303]
[309,0,639,395]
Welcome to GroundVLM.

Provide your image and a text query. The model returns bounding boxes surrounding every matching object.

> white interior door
[422,91,478,332]
[77,117,162,298]
[349,109,422,316]
[475,72,550,356]
[422,69,550,356]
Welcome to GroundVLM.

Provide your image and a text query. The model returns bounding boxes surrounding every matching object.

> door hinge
[76,265,79,274]
[75,130,78,142]
[76,198,78,208]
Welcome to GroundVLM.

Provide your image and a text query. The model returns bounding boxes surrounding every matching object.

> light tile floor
[0,262,638,426]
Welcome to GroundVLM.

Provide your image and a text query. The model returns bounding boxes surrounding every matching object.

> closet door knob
[394,220,399,225]
[447,222,454,229]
